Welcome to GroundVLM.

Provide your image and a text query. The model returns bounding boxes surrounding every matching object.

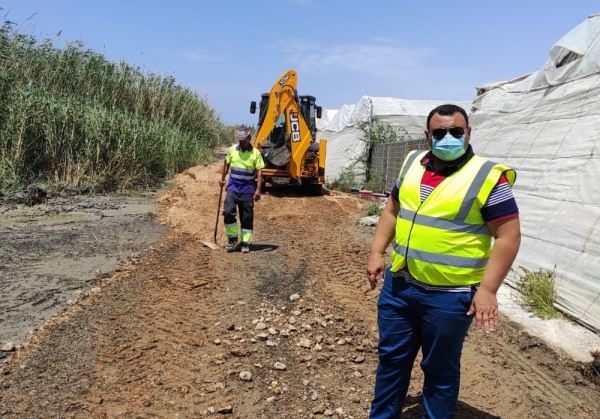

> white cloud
[184,51,226,63]
[281,39,434,78]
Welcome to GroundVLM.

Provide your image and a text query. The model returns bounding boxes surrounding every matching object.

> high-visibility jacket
[226,145,265,194]
[390,150,516,286]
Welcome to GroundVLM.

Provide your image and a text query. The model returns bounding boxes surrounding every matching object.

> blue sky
[2,1,598,124]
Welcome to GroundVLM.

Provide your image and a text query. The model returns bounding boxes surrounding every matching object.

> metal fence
[368,139,428,193]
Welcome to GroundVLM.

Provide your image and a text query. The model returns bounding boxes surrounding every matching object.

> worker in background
[366,104,521,418]
[219,126,265,253]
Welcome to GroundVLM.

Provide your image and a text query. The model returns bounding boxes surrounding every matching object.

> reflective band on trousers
[241,228,252,243]
[398,208,491,235]
[225,223,238,238]
[392,242,489,268]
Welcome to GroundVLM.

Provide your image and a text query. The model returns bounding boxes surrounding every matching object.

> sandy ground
[0,164,598,418]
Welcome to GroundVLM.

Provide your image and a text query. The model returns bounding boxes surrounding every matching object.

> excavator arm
[253,70,317,180]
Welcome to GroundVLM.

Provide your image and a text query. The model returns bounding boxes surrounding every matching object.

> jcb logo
[290,112,300,142]
[279,75,290,86]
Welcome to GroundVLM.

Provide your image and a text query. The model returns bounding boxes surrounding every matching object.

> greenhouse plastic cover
[317,96,470,180]
[471,14,600,332]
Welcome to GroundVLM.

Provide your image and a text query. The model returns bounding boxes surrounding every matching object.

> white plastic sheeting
[318,96,471,181]
[472,14,600,332]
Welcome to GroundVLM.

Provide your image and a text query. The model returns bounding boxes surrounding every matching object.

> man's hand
[253,190,261,201]
[219,179,226,187]
[467,287,499,334]
[367,252,385,290]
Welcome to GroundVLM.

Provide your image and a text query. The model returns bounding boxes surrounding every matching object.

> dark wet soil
[0,193,165,347]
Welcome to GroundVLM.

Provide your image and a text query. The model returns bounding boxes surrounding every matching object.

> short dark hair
[426,104,469,130]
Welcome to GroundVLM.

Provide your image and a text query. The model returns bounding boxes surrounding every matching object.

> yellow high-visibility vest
[390,150,516,286]
[226,145,265,194]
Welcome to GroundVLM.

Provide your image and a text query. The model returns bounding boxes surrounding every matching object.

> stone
[273,362,287,371]
[268,327,278,335]
[266,396,275,403]
[239,371,252,382]
[289,293,300,301]
[298,338,312,348]
[216,405,233,414]
[309,390,318,401]
[288,316,297,325]
[313,405,325,414]
[353,355,366,364]
[256,333,269,341]
[255,322,267,330]
[359,215,379,226]
[1,342,15,352]
[324,409,334,416]
[266,340,278,347]
[230,349,249,357]
[213,339,221,345]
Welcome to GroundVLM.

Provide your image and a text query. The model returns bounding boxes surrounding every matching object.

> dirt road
[0,164,598,418]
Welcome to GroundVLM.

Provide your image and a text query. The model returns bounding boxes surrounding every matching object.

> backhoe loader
[250,69,327,194]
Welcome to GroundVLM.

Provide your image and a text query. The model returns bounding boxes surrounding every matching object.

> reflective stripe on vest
[392,242,489,268]
[390,150,516,286]
[230,167,255,181]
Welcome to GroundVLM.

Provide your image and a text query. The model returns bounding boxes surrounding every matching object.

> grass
[326,168,355,193]
[364,202,383,216]
[364,170,385,193]
[517,267,561,319]
[0,22,231,193]
[583,351,600,385]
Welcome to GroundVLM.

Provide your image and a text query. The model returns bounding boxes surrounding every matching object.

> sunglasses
[430,127,466,140]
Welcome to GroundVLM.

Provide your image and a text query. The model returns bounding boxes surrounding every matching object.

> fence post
[384,143,389,193]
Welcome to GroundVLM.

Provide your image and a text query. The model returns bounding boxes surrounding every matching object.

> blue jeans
[370,268,476,419]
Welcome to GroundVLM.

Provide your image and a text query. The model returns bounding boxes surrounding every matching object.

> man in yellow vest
[367,104,521,418]
[219,126,264,253]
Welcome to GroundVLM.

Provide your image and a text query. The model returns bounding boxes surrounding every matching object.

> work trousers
[223,189,254,243]
[370,268,476,419]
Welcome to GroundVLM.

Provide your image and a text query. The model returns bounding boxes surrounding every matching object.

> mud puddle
[0,193,165,348]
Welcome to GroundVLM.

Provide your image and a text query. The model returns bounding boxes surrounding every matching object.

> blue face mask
[432,134,466,161]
